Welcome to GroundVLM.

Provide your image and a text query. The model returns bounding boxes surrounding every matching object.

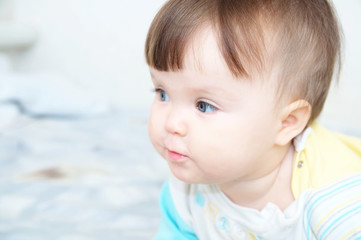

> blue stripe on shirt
[154,181,197,240]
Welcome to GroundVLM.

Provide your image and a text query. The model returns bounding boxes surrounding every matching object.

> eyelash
[153,88,169,102]
[152,88,219,113]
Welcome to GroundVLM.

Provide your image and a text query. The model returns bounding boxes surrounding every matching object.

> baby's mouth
[167,150,188,162]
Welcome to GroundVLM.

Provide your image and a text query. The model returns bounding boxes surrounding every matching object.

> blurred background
[0,0,360,240]
[0,0,159,109]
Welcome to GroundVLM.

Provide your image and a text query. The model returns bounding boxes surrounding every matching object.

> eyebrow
[151,72,217,92]
[148,70,238,102]
[191,86,218,95]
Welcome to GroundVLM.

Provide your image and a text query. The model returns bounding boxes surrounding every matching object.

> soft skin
[148,27,310,210]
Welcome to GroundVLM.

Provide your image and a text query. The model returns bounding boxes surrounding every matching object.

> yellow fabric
[291,123,361,198]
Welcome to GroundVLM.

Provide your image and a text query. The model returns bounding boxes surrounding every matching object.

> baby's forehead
[183,25,268,81]
[182,27,230,75]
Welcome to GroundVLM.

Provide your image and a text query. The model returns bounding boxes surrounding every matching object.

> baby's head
[145,0,341,123]
[145,0,342,184]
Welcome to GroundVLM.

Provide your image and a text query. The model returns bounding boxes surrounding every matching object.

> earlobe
[275,100,311,146]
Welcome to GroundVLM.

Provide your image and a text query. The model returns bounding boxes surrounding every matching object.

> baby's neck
[219,144,295,211]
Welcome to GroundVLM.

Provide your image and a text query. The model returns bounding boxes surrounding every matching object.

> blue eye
[157,89,170,102]
[197,101,218,113]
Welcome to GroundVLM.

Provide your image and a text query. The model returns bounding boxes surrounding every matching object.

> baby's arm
[154,181,198,240]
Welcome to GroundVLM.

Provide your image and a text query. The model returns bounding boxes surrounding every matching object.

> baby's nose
[165,107,188,137]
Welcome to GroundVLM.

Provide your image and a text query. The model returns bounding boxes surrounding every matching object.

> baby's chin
[168,165,201,184]
[168,166,220,185]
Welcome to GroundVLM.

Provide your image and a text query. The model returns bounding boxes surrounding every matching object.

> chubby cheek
[189,126,234,167]
[191,120,252,167]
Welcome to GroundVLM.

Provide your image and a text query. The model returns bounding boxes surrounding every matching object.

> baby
[145,0,361,239]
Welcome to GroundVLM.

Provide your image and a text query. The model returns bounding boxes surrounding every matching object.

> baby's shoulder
[304,171,361,239]
[292,123,361,197]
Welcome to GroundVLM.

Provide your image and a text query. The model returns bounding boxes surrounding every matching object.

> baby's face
[148,28,283,185]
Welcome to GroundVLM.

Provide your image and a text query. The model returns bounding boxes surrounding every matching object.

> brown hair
[145,0,342,123]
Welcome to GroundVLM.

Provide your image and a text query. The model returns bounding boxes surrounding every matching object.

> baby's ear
[275,99,311,146]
